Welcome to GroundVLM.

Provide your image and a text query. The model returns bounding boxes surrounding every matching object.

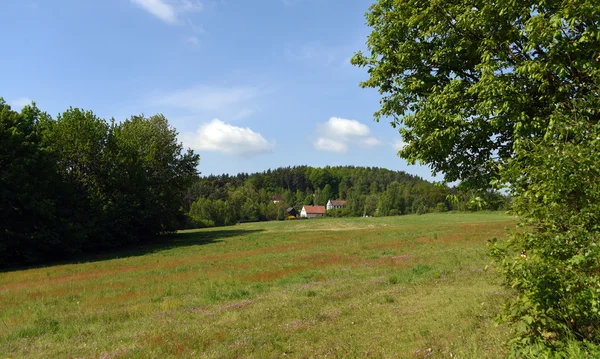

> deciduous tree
[353,0,600,354]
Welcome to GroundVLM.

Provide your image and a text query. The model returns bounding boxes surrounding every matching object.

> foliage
[435,202,448,213]
[0,100,70,263]
[354,0,600,354]
[491,119,600,356]
[0,99,199,266]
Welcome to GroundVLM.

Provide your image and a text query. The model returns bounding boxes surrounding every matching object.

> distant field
[1,212,516,358]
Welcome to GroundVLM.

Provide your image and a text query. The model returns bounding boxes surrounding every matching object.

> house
[285,207,298,218]
[326,199,347,211]
[271,194,284,204]
[300,205,326,218]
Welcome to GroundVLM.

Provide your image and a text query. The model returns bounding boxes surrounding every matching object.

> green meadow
[1,212,516,358]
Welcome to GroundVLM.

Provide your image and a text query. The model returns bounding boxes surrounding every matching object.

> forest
[184,165,508,228]
[0,100,199,266]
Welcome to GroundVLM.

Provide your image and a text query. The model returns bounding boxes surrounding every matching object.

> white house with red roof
[300,205,326,218]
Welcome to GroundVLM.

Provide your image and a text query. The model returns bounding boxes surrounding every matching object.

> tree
[303,195,314,206]
[352,0,599,189]
[41,108,112,247]
[308,167,332,190]
[295,189,305,206]
[353,0,600,354]
[0,101,71,264]
[322,184,333,203]
[313,187,323,206]
[364,194,379,216]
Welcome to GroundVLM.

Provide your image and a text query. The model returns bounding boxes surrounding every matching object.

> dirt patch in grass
[244,254,357,282]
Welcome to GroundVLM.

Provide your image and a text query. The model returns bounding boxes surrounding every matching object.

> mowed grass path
[1,213,515,358]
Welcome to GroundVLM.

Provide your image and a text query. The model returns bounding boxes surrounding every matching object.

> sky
[1,0,437,181]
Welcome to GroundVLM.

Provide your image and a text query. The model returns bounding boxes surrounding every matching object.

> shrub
[491,119,600,356]
[435,202,448,213]
[388,209,401,216]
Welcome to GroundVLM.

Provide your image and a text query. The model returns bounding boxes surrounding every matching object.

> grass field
[1,212,516,358]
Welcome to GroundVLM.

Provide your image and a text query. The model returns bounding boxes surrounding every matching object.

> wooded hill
[184,166,508,227]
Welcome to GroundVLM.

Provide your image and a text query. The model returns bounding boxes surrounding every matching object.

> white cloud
[393,139,406,151]
[313,138,348,154]
[157,86,259,116]
[182,119,275,156]
[131,0,177,23]
[359,137,381,148]
[319,117,371,139]
[313,117,381,153]
[131,0,202,24]
[11,97,32,108]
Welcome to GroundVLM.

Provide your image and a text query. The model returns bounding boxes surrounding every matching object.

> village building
[285,207,299,218]
[326,199,347,211]
[300,205,326,218]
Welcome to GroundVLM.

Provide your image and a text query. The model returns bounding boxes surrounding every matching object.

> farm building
[285,207,298,218]
[300,205,326,218]
[326,200,347,211]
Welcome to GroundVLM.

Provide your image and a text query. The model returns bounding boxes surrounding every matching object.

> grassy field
[1,212,516,358]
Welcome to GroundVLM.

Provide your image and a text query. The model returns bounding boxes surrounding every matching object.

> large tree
[1,102,200,266]
[353,0,600,355]
[0,101,69,263]
[352,0,600,188]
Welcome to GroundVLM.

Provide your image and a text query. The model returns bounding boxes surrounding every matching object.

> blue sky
[1,0,436,180]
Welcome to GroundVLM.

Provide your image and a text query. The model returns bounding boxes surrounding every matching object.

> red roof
[303,205,326,214]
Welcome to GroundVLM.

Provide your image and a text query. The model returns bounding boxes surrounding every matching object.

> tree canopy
[0,99,199,266]
[352,0,600,189]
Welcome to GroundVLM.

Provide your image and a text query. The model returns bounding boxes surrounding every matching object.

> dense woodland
[0,100,199,266]
[184,166,508,228]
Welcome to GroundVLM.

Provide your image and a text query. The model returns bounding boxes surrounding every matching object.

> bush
[325,208,343,218]
[435,202,448,213]
[491,119,600,355]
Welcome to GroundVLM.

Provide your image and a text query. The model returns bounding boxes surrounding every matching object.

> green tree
[0,101,71,264]
[353,0,600,354]
[308,167,332,190]
[108,114,199,238]
[364,194,379,216]
[313,187,323,206]
[41,108,112,246]
[303,195,314,206]
[322,184,333,203]
[295,189,305,206]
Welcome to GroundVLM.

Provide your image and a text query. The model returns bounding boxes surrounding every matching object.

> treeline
[185,166,508,227]
[0,99,199,266]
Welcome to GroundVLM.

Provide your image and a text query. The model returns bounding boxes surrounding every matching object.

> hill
[183,166,507,227]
